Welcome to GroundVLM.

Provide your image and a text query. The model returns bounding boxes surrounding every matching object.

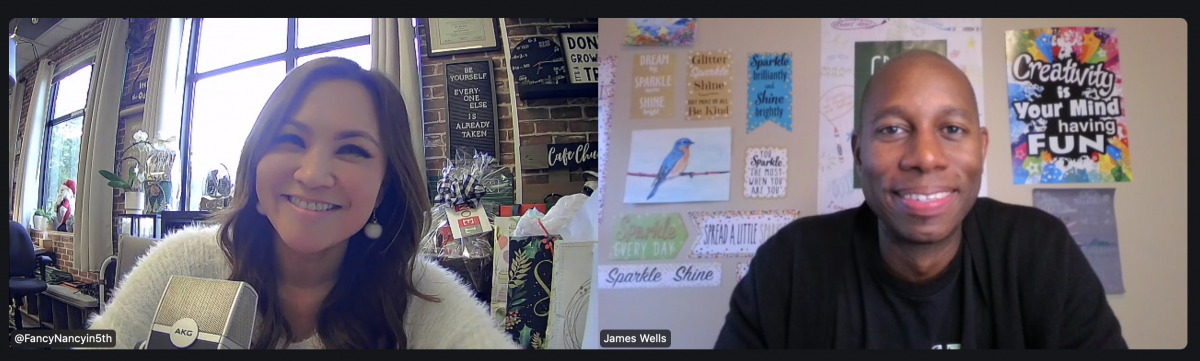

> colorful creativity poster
[610,213,689,261]
[631,53,676,119]
[625,18,697,46]
[599,55,617,224]
[1006,28,1130,184]
[624,127,732,204]
[1031,188,1124,294]
[687,50,733,120]
[817,18,988,215]
[736,262,749,281]
[744,147,788,199]
[747,52,793,132]
[688,210,800,258]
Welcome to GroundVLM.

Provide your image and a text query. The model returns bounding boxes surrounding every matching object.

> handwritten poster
[1006,27,1131,184]
[687,50,733,120]
[744,147,788,199]
[747,52,793,132]
[817,18,988,215]
[610,213,689,261]
[1031,188,1124,294]
[632,53,676,119]
[689,210,800,258]
[736,262,750,281]
[598,262,721,289]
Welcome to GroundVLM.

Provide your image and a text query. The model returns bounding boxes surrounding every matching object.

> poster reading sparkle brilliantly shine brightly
[1005,27,1131,184]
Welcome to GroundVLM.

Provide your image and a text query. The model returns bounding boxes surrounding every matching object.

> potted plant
[33,207,55,230]
[100,163,144,214]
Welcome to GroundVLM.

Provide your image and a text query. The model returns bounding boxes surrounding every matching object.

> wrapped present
[419,149,513,305]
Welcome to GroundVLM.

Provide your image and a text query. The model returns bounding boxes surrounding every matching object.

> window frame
[38,57,95,215]
[178,18,371,210]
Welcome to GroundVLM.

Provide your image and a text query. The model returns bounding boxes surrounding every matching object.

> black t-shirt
[855,237,965,349]
[714,199,1128,349]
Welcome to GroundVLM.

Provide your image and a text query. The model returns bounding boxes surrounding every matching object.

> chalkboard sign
[444,59,499,157]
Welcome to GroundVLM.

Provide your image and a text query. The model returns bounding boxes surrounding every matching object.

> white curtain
[74,19,129,272]
[141,18,190,211]
[371,18,427,186]
[9,76,26,190]
[141,18,188,140]
[12,60,55,225]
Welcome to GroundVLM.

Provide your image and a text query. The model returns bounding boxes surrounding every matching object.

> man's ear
[851,133,862,167]
[979,126,990,159]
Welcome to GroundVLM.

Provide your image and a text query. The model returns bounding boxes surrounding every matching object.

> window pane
[188,61,286,210]
[296,18,370,49]
[52,65,93,119]
[296,44,371,71]
[196,18,288,73]
[41,116,84,231]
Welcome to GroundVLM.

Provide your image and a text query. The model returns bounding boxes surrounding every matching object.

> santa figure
[55,179,75,232]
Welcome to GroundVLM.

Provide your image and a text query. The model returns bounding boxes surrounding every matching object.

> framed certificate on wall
[422,18,503,58]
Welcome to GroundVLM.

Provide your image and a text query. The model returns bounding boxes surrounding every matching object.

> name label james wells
[601,330,672,348]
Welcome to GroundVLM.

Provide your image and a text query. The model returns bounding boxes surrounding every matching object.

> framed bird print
[623,127,731,204]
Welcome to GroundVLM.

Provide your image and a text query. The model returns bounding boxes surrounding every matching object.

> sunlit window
[182,18,370,211]
[40,63,93,232]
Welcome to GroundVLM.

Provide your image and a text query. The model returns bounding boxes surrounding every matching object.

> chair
[10,220,49,330]
[99,234,160,311]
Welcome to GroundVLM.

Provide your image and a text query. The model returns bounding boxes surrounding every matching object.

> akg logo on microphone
[170,318,200,348]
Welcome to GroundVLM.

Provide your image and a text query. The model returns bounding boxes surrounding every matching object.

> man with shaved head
[714,50,1126,349]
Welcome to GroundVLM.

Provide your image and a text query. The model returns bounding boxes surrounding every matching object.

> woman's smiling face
[255,79,386,255]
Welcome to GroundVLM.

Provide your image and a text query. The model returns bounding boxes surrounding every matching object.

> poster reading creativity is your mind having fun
[1005,27,1131,184]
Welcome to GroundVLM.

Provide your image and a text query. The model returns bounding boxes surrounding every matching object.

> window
[40,62,93,231]
[180,18,371,210]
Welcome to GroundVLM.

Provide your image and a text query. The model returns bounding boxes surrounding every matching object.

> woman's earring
[256,202,266,215]
[364,211,382,239]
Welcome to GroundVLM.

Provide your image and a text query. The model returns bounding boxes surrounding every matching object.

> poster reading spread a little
[689,210,800,258]
[1005,27,1131,184]
[687,50,733,120]
[632,53,676,119]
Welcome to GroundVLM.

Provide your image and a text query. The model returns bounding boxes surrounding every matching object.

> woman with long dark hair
[88,58,516,349]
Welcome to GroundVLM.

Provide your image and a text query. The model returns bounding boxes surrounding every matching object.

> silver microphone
[142,276,259,349]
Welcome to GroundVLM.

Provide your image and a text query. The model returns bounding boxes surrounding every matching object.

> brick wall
[418,18,598,197]
[9,18,156,283]
[505,18,599,186]
[417,19,517,180]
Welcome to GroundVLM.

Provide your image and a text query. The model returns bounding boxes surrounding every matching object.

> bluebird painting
[647,138,694,200]
[624,127,731,204]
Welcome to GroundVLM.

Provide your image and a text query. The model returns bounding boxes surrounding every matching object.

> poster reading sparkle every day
[1005,27,1131,184]
[817,18,987,215]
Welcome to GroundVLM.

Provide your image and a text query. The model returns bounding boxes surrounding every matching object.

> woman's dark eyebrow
[283,120,380,147]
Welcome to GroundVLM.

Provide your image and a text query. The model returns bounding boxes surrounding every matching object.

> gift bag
[502,194,591,349]
[504,233,558,349]
[490,216,520,327]
[419,150,514,305]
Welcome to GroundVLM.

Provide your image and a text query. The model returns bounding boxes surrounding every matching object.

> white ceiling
[13,18,98,75]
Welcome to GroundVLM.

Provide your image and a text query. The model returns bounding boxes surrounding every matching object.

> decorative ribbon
[433,173,488,208]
